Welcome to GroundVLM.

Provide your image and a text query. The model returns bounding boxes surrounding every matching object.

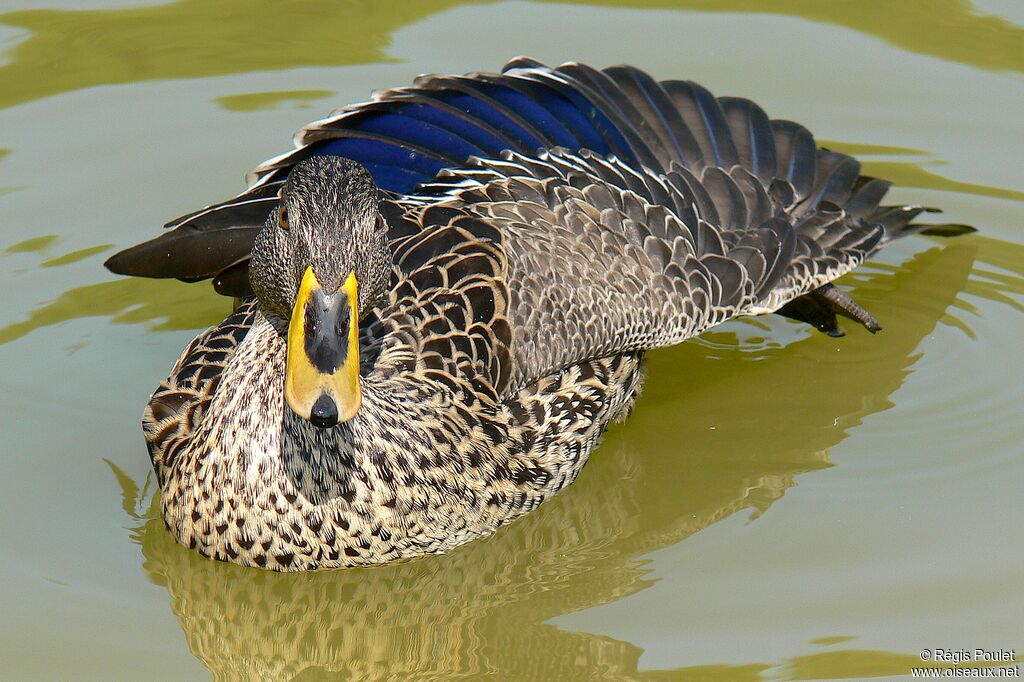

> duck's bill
[284,267,361,428]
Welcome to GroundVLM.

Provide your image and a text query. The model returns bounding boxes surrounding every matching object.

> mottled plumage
[107,59,970,570]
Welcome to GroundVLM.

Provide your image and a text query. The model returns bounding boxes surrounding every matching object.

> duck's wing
[106,59,964,298]
[413,148,896,392]
[366,139,891,397]
[363,203,514,406]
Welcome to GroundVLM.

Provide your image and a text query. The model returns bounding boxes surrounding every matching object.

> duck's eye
[279,207,290,231]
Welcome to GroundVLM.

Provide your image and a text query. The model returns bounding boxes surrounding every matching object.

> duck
[105,58,970,570]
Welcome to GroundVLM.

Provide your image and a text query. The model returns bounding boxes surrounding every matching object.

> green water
[0,1,1021,680]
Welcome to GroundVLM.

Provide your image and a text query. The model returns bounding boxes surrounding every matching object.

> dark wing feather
[799,149,861,215]
[212,258,253,297]
[603,66,699,169]
[660,80,740,169]
[719,97,777,185]
[844,177,892,219]
[770,120,817,204]
[104,223,261,283]
[103,179,277,284]
[550,62,664,170]
[373,203,513,399]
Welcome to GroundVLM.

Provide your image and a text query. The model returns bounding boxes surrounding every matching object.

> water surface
[0,1,1021,679]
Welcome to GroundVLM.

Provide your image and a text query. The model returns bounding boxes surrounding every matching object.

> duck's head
[250,156,390,429]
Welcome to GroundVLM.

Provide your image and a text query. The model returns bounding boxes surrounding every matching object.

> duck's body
[156,300,645,567]
[108,59,966,570]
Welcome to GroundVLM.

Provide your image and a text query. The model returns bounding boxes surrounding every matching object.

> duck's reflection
[120,242,977,679]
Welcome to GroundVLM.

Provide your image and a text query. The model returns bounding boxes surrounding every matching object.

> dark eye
[279,207,289,231]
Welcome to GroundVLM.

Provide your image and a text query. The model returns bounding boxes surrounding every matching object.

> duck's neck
[225,311,432,503]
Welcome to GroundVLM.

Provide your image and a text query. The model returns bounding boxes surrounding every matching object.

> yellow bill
[284,267,361,428]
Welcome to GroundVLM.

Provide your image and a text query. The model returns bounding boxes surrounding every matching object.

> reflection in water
[957,243,1024,316]
[0,0,426,110]
[214,89,335,113]
[3,233,58,255]
[114,243,982,680]
[821,139,1024,203]
[0,0,1021,110]
[858,161,1024,203]
[783,650,930,680]
[0,276,227,345]
[0,239,228,344]
[574,0,1024,75]
[817,141,928,157]
[40,244,113,267]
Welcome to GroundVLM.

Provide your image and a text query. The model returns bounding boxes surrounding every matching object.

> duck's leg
[777,291,845,337]
[777,283,881,336]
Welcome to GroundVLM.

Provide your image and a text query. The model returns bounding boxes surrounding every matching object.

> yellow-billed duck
[105,58,971,570]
